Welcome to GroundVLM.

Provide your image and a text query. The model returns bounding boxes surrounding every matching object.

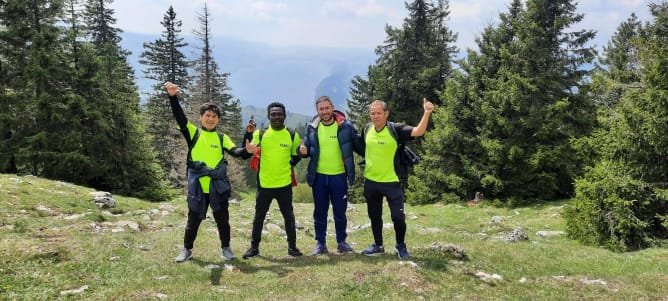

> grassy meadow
[0,173,666,300]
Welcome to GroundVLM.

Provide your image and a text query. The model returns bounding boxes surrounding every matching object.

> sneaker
[288,246,303,257]
[175,248,192,262]
[395,243,410,259]
[336,241,354,253]
[222,247,236,261]
[242,246,259,259]
[311,242,328,256]
[361,244,385,256]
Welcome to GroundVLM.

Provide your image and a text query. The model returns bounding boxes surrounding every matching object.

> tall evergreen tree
[0,0,88,181]
[82,0,168,199]
[346,0,457,203]
[565,2,668,251]
[139,6,191,186]
[190,3,240,139]
[190,3,246,191]
[345,72,373,129]
[0,0,37,173]
[84,0,121,52]
[409,0,597,204]
[370,0,457,126]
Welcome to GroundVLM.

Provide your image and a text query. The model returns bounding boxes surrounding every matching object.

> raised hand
[299,138,307,155]
[423,98,435,113]
[245,139,258,154]
[164,82,180,97]
[246,114,256,133]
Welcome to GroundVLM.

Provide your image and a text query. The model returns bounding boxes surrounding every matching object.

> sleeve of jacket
[350,122,365,156]
[169,95,188,130]
[300,127,311,158]
[290,132,302,166]
[225,146,253,159]
[242,132,253,146]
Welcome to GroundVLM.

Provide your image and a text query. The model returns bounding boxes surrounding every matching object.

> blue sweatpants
[312,173,349,244]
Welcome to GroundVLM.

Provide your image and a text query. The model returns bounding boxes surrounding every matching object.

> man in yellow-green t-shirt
[300,96,364,256]
[165,82,253,263]
[360,99,435,259]
[242,102,304,259]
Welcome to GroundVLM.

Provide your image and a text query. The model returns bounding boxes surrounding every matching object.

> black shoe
[175,248,193,262]
[361,244,385,256]
[310,242,328,256]
[288,247,303,257]
[242,246,259,259]
[394,243,410,259]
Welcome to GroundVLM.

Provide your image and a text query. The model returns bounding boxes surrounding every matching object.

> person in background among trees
[360,98,434,259]
[164,82,253,263]
[242,102,304,259]
[299,96,364,256]
[242,114,256,146]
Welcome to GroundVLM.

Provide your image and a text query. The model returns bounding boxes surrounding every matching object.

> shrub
[564,162,668,251]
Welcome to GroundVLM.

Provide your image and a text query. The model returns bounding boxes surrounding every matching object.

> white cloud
[449,0,508,50]
[216,1,290,21]
[108,0,655,51]
[321,0,398,18]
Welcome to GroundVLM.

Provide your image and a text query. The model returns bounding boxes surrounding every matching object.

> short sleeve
[222,134,236,150]
[394,123,414,143]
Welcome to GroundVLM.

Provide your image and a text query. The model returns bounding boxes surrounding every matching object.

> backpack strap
[190,128,201,148]
[190,128,225,150]
[187,128,226,164]
[364,122,400,144]
[386,121,400,143]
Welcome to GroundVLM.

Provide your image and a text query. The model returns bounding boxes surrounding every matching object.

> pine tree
[565,3,668,251]
[0,0,36,173]
[409,0,597,204]
[370,0,457,126]
[139,5,191,186]
[82,0,168,200]
[0,0,87,180]
[190,4,240,139]
[190,3,246,191]
[346,72,374,129]
[485,0,596,201]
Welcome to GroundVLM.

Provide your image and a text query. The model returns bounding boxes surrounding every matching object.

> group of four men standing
[164,82,434,262]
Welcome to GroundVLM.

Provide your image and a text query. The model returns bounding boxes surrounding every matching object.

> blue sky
[111,0,653,52]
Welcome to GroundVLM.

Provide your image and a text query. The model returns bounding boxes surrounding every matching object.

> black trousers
[183,192,231,249]
[250,185,297,248]
[363,180,406,246]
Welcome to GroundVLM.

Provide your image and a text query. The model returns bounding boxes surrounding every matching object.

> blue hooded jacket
[302,110,364,187]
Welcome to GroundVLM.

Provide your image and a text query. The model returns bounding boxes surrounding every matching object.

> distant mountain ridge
[241,105,311,132]
[121,32,376,115]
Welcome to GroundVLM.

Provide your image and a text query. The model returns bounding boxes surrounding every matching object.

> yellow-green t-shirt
[316,122,345,175]
[184,121,236,193]
[252,128,300,188]
[364,126,399,183]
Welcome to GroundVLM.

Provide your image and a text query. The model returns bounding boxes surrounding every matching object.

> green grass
[1,173,666,300]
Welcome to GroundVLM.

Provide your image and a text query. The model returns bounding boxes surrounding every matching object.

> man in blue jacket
[299,96,364,255]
